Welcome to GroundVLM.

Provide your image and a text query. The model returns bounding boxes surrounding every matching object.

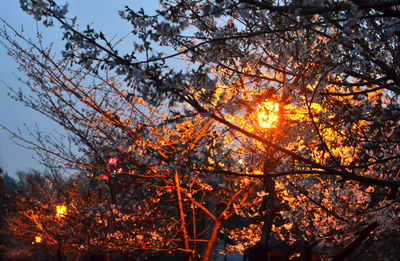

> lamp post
[56,205,67,261]
[31,235,43,260]
[256,100,281,260]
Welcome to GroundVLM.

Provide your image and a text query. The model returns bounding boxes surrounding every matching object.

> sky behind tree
[0,0,156,176]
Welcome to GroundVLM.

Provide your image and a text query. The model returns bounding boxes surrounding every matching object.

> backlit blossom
[108,158,118,166]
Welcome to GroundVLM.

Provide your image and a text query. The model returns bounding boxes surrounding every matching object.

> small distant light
[56,205,67,218]
[35,236,41,243]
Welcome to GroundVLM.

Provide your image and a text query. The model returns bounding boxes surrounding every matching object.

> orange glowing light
[257,101,279,129]
[35,236,41,243]
[56,205,67,218]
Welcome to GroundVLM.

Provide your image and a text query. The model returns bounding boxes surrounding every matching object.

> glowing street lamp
[56,205,67,218]
[32,236,42,244]
[257,101,279,129]
[35,236,42,243]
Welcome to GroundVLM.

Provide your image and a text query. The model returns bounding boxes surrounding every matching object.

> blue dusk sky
[0,0,157,176]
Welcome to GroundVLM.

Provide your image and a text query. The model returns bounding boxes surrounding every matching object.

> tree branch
[330,222,379,261]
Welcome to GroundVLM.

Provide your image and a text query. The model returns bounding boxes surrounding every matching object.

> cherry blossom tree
[5,170,178,260]
[3,0,400,260]
[0,22,261,260]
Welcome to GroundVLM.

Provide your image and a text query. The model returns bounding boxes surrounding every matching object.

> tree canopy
[2,0,400,260]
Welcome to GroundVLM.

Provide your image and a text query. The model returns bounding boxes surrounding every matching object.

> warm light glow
[35,236,41,243]
[257,101,279,129]
[56,205,67,218]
